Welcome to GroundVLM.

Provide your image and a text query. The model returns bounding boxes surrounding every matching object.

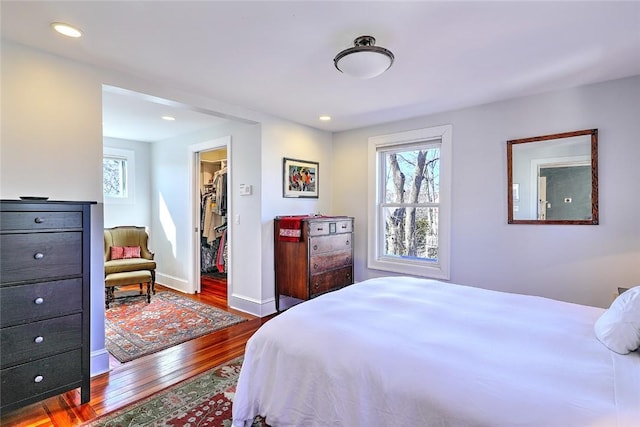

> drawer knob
[345,240,350,245]
[34,217,45,224]
[313,263,318,270]
[313,245,318,250]
[313,283,319,290]
[34,336,44,344]
[34,297,44,305]
[34,375,44,383]
[34,252,45,260]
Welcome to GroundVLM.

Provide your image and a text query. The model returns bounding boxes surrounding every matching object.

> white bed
[232,277,640,426]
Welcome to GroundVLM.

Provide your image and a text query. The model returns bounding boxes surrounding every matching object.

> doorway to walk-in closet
[199,147,229,299]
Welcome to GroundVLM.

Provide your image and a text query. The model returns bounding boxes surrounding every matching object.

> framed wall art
[283,157,319,198]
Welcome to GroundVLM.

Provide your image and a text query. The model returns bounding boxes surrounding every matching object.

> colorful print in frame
[283,157,319,198]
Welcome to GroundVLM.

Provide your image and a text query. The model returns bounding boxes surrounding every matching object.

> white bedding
[232,277,640,426]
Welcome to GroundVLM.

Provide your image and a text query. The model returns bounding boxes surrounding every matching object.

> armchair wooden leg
[105,286,115,309]
[151,270,156,294]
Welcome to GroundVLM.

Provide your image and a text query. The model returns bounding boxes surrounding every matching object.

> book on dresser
[274,215,354,311]
[0,199,94,412]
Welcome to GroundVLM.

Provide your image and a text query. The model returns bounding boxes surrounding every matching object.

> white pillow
[594,286,640,354]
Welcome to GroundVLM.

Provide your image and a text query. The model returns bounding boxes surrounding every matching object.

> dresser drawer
[333,220,352,234]
[310,233,352,255]
[0,279,83,327]
[0,349,82,409]
[1,314,82,368]
[0,232,82,283]
[307,221,330,236]
[1,211,82,232]
[309,266,353,298]
[310,251,352,274]
[307,219,353,237]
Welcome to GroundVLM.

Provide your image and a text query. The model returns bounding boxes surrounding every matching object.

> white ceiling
[2,1,639,142]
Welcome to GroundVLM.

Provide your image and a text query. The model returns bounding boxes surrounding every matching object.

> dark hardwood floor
[1,280,273,426]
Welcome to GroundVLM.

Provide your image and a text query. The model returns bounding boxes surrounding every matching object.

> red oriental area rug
[105,292,247,363]
[82,357,267,426]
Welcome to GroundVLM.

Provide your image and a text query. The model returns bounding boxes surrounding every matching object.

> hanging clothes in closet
[201,163,228,274]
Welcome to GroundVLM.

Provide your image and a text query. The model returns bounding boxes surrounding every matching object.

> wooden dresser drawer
[310,266,353,297]
[307,219,353,236]
[334,220,352,234]
[307,221,330,236]
[0,211,82,232]
[310,251,352,274]
[310,233,352,255]
[0,349,82,409]
[1,314,82,369]
[0,232,82,283]
[0,279,83,327]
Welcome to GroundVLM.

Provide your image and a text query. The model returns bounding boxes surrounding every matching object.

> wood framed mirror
[507,129,598,225]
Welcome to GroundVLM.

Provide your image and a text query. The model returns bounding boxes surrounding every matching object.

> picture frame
[283,157,319,198]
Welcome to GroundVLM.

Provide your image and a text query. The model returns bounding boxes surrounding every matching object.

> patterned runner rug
[106,292,247,362]
[82,356,266,426]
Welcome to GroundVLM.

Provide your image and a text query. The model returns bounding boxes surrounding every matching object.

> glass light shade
[335,50,393,79]
[51,22,83,38]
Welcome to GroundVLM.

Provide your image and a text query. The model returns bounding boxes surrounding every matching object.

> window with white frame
[103,147,135,203]
[368,125,452,279]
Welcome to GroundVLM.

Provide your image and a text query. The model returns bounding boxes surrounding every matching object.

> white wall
[259,119,334,314]
[1,41,109,375]
[333,76,640,308]
[149,122,262,302]
[103,137,152,228]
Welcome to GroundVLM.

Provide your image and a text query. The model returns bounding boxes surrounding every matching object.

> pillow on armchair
[110,246,141,260]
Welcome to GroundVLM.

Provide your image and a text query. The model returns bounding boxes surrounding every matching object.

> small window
[103,156,128,197]
[368,125,452,279]
[103,147,135,203]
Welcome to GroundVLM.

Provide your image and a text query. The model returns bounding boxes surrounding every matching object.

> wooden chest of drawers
[274,216,354,311]
[0,200,93,412]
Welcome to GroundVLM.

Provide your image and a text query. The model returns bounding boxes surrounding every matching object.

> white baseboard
[90,348,111,377]
[156,272,192,293]
[229,293,276,317]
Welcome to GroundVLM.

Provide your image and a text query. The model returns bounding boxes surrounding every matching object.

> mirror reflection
[507,129,598,225]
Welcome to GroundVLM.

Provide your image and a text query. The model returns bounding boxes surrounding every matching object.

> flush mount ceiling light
[334,35,394,79]
[51,22,83,38]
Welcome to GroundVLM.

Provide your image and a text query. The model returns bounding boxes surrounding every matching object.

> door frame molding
[188,136,231,295]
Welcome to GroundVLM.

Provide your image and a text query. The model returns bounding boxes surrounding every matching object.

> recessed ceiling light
[162,116,176,121]
[319,115,331,121]
[51,22,83,38]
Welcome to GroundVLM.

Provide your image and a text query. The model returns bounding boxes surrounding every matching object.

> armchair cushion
[105,258,157,275]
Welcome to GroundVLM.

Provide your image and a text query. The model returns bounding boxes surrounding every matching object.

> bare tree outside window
[103,157,128,198]
[382,145,439,262]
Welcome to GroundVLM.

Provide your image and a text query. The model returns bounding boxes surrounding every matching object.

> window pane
[383,206,439,261]
[103,158,127,197]
[383,147,440,204]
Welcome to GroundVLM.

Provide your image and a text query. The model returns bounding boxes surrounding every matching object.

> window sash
[103,147,135,204]
[103,157,128,197]
[367,125,452,280]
